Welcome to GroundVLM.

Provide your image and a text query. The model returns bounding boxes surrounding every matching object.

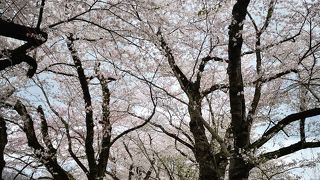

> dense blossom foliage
[0,0,320,179]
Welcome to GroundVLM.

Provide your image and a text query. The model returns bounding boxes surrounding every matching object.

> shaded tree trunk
[157,29,227,180]
[66,34,97,179]
[227,0,252,179]
[96,73,113,179]
[188,92,225,180]
[0,116,8,180]
[188,105,219,180]
[14,100,73,180]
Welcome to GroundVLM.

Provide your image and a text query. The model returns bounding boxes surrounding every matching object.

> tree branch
[197,115,230,156]
[37,105,56,154]
[109,98,157,147]
[96,51,188,105]
[0,19,48,77]
[260,0,277,33]
[250,108,320,149]
[259,141,320,161]
[228,0,250,149]
[37,62,75,75]
[14,100,72,180]
[36,0,46,29]
[195,55,227,87]
[156,30,190,92]
[242,13,307,57]
[96,69,113,178]
[0,51,38,78]
[66,34,96,176]
[38,69,77,77]
[150,122,194,151]
[109,83,157,152]
[14,101,43,150]
[48,1,98,28]
[259,69,298,84]
[201,84,229,97]
[0,19,47,44]
[246,0,277,131]
[227,0,251,178]
[33,77,89,175]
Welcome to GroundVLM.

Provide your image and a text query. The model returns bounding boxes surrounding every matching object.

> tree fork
[0,19,47,77]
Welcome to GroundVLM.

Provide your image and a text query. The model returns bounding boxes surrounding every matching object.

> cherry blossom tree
[98,0,319,179]
[1,0,320,179]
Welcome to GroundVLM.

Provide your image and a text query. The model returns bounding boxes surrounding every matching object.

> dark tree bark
[66,34,156,180]
[0,51,38,77]
[0,116,8,180]
[37,106,57,155]
[66,34,97,179]
[14,100,73,180]
[250,108,320,149]
[226,1,320,179]
[0,19,47,43]
[188,89,224,180]
[0,19,47,77]
[188,100,220,180]
[96,70,112,179]
[157,31,228,180]
[227,0,252,179]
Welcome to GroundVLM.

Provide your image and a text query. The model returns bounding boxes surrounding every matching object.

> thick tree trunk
[42,159,73,180]
[157,27,227,180]
[188,97,222,180]
[227,0,251,179]
[189,112,218,179]
[67,34,97,179]
[0,116,8,180]
[229,157,251,180]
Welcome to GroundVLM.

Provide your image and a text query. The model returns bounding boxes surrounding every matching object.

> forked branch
[250,108,320,149]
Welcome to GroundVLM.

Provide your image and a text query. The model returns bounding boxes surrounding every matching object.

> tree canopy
[0,0,320,179]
